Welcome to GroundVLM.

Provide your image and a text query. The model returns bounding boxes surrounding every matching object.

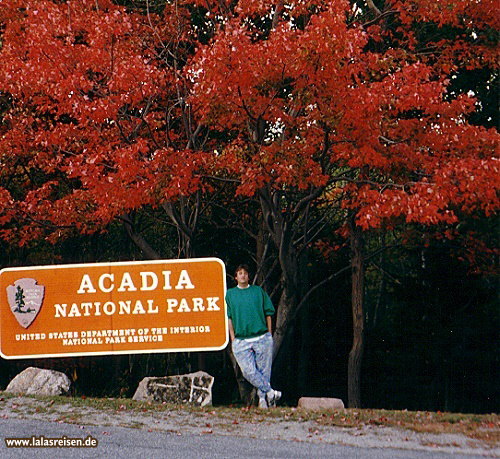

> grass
[310,408,499,444]
[1,392,498,445]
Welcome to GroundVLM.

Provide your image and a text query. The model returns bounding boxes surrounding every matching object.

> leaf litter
[0,393,498,456]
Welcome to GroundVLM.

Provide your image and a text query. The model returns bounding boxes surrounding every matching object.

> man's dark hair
[234,264,250,277]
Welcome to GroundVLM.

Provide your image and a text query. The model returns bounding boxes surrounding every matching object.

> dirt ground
[0,395,498,457]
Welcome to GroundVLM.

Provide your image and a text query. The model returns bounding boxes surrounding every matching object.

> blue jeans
[232,332,273,399]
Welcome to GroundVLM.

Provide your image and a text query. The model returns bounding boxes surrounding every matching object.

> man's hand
[266,315,273,335]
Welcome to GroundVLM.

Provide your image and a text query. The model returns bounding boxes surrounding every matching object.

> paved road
[0,418,491,459]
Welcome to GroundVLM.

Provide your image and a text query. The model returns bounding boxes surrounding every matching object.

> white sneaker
[258,397,268,409]
[266,389,282,407]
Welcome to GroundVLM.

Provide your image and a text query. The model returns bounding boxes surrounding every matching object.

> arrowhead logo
[6,278,45,329]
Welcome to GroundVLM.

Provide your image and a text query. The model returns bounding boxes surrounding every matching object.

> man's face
[235,269,249,286]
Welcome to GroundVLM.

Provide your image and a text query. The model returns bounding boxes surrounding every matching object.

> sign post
[0,258,227,359]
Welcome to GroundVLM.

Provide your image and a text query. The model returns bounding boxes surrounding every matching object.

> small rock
[297,397,345,411]
[5,367,71,396]
[133,371,214,407]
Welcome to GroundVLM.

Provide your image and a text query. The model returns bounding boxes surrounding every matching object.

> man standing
[226,264,281,408]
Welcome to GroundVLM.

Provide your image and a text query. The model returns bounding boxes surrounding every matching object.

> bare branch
[365,0,381,16]
[162,201,194,239]
[121,214,161,259]
[271,0,284,30]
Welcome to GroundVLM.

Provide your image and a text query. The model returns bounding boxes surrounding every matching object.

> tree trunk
[226,347,256,405]
[348,220,365,408]
[297,298,311,396]
[259,188,303,361]
[272,287,295,360]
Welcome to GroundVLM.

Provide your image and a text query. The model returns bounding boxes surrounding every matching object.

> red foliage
[0,0,498,246]
[188,0,499,229]
[0,0,207,245]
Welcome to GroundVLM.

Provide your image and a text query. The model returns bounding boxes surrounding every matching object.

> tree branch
[121,214,161,259]
[365,0,381,16]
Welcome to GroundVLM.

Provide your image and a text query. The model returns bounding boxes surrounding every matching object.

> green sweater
[225,285,275,339]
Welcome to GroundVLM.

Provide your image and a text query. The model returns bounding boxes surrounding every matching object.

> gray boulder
[133,371,214,407]
[298,397,345,411]
[5,367,71,396]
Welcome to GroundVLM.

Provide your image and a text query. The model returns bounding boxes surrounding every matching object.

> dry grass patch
[311,408,499,445]
[1,393,497,446]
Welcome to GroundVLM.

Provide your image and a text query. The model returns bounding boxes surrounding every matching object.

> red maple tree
[187,0,499,406]
[0,0,498,407]
[0,0,209,249]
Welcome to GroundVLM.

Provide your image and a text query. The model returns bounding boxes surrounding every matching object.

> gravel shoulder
[0,395,498,457]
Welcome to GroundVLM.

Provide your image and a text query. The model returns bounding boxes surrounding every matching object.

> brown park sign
[0,258,228,359]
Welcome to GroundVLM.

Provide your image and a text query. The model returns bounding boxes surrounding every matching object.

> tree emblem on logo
[14,285,33,313]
